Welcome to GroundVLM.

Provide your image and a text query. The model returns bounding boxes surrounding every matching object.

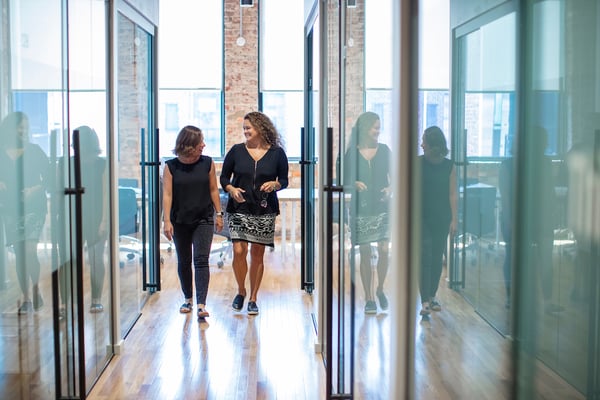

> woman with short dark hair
[419,126,457,318]
[163,125,223,320]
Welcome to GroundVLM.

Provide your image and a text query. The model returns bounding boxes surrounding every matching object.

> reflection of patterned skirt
[2,212,46,246]
[351,212,390,245]
[228,213,276,247]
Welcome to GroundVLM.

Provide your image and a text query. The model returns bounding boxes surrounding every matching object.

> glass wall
[67,0,111,390]
[451,0,600,397]
[1,3,65,397]
[515,0,598,396]
[453,10,517,336]
[116,8,157,338]
[0,0,111,397]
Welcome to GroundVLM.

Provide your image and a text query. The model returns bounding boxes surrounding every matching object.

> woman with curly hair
[344,112,392,314]
[0,112,49,314]
[220,111,289,315]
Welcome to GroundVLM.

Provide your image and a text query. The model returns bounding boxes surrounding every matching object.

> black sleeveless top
[420,155,453,226]
[166,155,214,224]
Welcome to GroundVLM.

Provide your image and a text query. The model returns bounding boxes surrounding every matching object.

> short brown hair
[173,125,203,157]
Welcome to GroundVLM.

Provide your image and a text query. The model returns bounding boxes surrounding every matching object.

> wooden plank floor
[86,242,584,400]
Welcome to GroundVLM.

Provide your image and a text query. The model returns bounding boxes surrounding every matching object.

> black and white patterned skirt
[351,212,390,245]
[227,212,277,247]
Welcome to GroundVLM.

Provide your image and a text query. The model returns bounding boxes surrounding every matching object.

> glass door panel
[516,1,593,395]
[320,1,352,397]
[116,11,153,337]
[455,12,516,336]
[0,1,70,398]
[67,0,111,390]
[302,19,318,296]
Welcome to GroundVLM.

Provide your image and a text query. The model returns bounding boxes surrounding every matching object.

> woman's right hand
[228,187,246,203]
[163,221,174,241]
[355,181,367,192]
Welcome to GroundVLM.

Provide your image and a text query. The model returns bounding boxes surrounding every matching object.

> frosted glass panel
[419,0,450,89]
[260,0,303,89]
[10,0,62,89]
[365,0,393,88]
[532,1,563,90]
[158,0,222,88]
[466,12,516,92]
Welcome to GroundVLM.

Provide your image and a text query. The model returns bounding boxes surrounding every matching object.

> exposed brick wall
[219,0,365,189]
[224,0,259,149]
[117,17,150,183]
[326,0,365,181]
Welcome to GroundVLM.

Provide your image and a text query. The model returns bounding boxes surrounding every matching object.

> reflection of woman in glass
[419,126,457,318]
[76,126,108,313]
[344,112,392,314]
[0,112,49,314]
[500,127,562,313]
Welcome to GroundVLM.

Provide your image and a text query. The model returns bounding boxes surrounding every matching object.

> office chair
[211,189,232,268]
[119,186,140,267]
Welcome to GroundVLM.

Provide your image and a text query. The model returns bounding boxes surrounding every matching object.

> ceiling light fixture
[236,5,246,46]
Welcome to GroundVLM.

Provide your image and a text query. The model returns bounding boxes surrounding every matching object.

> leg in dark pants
[173,223,195,302]
[191,222,214,306]
[501,214,512,304]
[173,221,214,307]
[420,222,449,304]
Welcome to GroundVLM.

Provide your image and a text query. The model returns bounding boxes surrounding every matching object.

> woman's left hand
[260,181,278,193]
[450,218,457,235]
[215,216,224,233]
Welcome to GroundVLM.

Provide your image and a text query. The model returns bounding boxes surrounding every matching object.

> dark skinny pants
[172,220,214,305]
[420,221,449,304]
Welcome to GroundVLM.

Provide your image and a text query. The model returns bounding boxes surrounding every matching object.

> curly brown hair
[173,125,203,157]
[244,111,283,148]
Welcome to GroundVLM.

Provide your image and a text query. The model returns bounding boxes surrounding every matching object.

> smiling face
[191,138,205,157]
[367,120,381,143]
[243,119,264,146]
[16,119,29,143]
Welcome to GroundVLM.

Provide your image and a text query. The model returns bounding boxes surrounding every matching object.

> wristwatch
[216,211,224,216]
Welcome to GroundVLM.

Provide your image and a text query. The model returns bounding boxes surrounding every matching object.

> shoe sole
[247,302,259,315]
[365,309,377,314]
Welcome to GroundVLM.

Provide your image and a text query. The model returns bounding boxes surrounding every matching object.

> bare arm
[209,161,223,232]
[449,165,458,234]
[162,165,174,241]
[99,167,108,236]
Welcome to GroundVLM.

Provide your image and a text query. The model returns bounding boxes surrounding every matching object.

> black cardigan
[220,143,289,215]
